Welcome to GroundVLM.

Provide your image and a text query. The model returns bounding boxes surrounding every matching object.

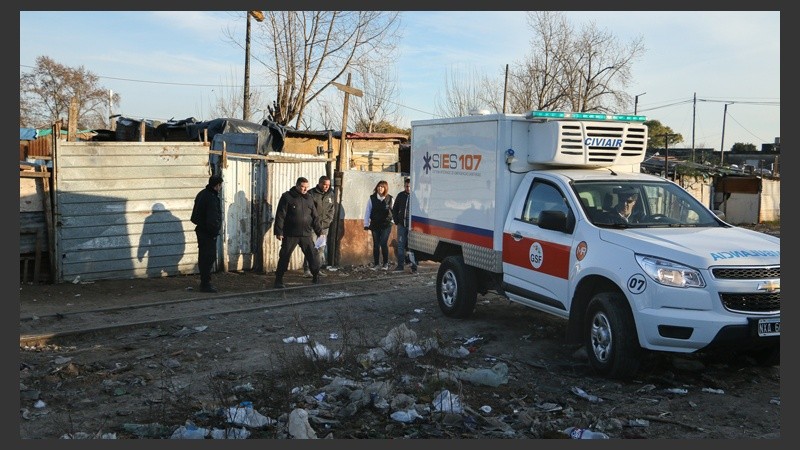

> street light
[243,11,265,122]
[634,92,646,115]
[720,102,733,166]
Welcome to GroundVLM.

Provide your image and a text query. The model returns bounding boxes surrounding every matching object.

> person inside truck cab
[611,189,641,223]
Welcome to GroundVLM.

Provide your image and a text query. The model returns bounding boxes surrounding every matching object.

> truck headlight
[635,255,705,288]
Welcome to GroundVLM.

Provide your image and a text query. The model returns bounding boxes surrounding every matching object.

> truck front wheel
[585,292,641,379]
[436,256,477,318]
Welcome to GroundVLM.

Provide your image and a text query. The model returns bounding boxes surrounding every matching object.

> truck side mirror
[539,210,567,233]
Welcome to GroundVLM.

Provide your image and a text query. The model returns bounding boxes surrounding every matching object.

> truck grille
[712,266,780,279]
[720,292,780,314]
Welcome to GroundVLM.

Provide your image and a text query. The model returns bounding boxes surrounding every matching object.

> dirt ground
[18,224,781,440]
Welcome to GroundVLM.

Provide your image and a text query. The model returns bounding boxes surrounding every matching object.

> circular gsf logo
[529,242,544,269]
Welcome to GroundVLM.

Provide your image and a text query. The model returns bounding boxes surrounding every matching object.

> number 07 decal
[627,274,647,294]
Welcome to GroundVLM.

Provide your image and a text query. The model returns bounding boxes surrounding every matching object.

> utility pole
[691,92,696,163]
[634,92,646,115]
[720,102,733,166]
[502,64,509,114]
[243,11,264,122]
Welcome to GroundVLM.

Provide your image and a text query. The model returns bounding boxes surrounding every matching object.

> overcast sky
[19,11,780,150]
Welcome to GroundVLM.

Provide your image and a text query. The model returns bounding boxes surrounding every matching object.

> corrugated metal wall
[54,142,211,282]
[760,178,780,222]
[261,155,330,272]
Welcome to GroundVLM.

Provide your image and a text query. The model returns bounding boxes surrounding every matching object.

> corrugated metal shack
[20,116,410,284]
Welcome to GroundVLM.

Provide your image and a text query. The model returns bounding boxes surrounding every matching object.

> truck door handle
[511,232,523,241]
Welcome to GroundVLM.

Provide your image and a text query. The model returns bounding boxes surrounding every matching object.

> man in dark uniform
[392,177,418,273]
[191,174,223,293]
[273,177,323,288]
[303,175,336,277]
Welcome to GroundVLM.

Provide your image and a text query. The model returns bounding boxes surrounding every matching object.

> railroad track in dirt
[19,271,437,347]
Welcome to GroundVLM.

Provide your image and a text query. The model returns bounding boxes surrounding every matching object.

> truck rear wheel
[436,255,477,318]
[585,292,641,379]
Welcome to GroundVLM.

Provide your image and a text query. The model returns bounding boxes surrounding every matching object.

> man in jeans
[391,177,418,273]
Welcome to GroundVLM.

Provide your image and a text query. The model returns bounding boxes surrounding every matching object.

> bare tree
[435,66,491,117]
[562,21,644,113]
[238,11,401,129]
[439,12,645,118]
[351,64,399,133]
[505,12,573,113]
[209,68,266,121]
[20,55,120,129]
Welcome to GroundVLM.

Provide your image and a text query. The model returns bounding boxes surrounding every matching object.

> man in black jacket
[191,174,223,293]
[273,177,323,288]
[303,175,336,277]
[391,177,418,273]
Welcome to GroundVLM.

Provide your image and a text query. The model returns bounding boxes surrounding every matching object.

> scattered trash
[636,384,656,393]
[404,343,425,358]
[628,418,650,427]
[413,309,424,313]
[701,387,725,395]
[534,402,562,412]
[437,346,470,358]
[438,363,509,387]
[304,342,341,361]
[232,383,255,393]
[72,276,81,284]
[328,333,339,340]
[432,390,463,413]
[409,318,420,323]
[770,397,780,406]
[283,335,310,344]
[480,405,492,414]
[663,388,688,395]
[34,400,46,409]
[288,408,318,439]
[462,335,484,346]
[170,422,208,439]
[564,427,610,439]
[390,408,423,423]
[54,356,73,365]
[225,402,275,428]
[570,386,603,403]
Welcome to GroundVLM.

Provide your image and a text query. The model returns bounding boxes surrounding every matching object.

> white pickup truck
[408,111,780,379]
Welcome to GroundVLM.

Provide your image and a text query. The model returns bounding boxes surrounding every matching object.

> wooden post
[39,165,55,282]
[68,98,78,141]
[329,75,363,267]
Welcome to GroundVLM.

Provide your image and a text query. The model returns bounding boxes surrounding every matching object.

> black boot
[274,277,285,288]
[312,273,319,284]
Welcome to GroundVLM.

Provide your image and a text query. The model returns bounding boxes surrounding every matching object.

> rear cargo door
[502,176,574,311]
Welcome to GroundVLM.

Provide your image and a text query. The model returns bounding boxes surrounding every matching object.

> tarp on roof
[187,118,286,154]
[20,128,37,140]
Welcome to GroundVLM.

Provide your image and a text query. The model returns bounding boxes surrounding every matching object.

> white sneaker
[303,270,312,278]
[317,270,328,277]
[381,263,389,270]
[369,263,379,271]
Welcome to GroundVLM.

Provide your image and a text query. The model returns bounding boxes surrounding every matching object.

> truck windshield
[572,181,723,228]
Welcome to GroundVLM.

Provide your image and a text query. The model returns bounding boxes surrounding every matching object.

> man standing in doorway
[273,177,323,288]
[191,174,223,293]
[392,177,418,273]
[303,175,336,278]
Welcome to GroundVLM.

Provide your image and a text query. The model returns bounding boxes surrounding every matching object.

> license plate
[757,317,780,337]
